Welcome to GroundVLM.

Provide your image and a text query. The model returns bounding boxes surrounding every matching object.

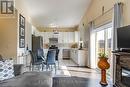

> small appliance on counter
[79,41,83,50]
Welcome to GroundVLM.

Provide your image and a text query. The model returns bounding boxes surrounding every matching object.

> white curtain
[88,21,96,68]
[113,3,123,50]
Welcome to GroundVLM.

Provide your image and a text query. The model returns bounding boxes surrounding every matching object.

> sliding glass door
[96,30,105,66]
[95,24,112,76]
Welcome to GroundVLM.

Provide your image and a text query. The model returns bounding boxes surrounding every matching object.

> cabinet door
[58,32,62,43]
[70,50,76,63]
[70,50,73,59]
[75,50,78,64]
[78,50,87,66]
[72,50,78,64]
[75,31,79,42]
[64,32,67,43]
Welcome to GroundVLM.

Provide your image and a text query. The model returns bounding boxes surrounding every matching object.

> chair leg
[32,65,34,71]
[46,65,48,71]
[58,60,59,69]
[42,64,44,71]
[39,65,41,71]
[29,64,32,71]
[51,65,53,71]
[54,63,56,74]
[49,65,51,71]
[48,65,51,70]
[38,65,40,71]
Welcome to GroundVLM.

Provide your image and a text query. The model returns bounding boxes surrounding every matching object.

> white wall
[14,1,36,64]
[32,26,40,36]
[25,21,32,50]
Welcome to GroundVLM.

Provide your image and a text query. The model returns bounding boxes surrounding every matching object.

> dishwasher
[62,49,70,59]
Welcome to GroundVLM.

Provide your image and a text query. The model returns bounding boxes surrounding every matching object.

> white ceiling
[23,0,91,28]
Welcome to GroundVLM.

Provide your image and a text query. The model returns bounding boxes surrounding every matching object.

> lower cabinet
[70,49,87,66]
[70,49,78,64]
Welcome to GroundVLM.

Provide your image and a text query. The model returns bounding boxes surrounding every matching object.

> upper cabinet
[41,32,75,44]
[74,31,79,42]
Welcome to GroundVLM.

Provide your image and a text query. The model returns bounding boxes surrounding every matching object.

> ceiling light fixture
[49,23,59,34]
[53,28,59,34]
[49,23,57,28]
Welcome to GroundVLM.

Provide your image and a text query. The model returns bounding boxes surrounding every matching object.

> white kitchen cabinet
[70,49,78,64]
[78,50,87,66]
[41,32,75,44]
[70,49,87,66]
[75,31,79,42]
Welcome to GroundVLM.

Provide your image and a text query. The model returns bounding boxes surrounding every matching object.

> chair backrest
[49,46,59,60]
[46,49,56,64]
[55,49,59,60]
[49,45,58,49]
[29,50,37,64]
[37,48,44,59]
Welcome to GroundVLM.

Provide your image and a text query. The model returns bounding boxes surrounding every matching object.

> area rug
[0,72,52,87]
[53,77,113,87]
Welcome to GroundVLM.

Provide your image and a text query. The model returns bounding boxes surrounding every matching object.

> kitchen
[33,27,89,67]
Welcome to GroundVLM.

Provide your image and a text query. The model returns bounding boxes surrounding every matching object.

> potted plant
[97,52,110,86]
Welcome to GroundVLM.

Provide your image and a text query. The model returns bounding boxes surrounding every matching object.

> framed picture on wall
[19,14,25,27]
[1,1,14,14]
[20,27,25,36]
[19,38,25,48]
[19,14,25,48]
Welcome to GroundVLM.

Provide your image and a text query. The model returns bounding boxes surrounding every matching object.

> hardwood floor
[24,59,113,87]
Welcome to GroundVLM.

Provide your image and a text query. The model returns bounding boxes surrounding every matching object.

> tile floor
[54,59,100,79]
